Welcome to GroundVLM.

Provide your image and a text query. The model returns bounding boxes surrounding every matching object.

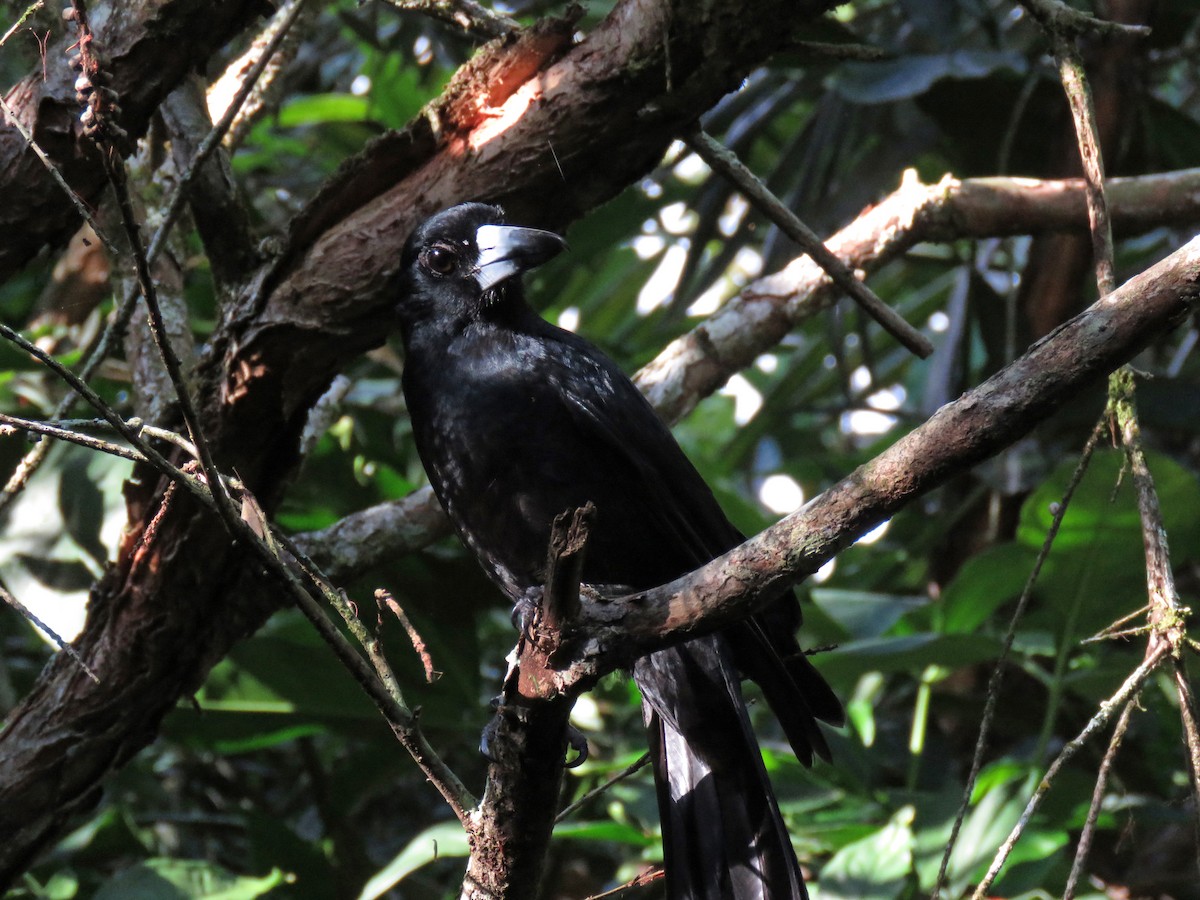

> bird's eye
[422,245,458,276]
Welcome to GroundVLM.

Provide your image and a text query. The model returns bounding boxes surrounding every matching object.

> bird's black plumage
[395,203,843,900]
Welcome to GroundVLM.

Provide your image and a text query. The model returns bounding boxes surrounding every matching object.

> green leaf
[914,773,1036,892]
[277,94,370,127]
[1016,450,1200,637]
[0,444,131,644]
[94,860,286,900]
[940,542,1039,634]
[834,51,1025,104]
[193,635,376,719]
[552,819,656,846]
[810,588,930,640]
[816,633,1001,680]
[357,821,469,900]
[814,805,914,900]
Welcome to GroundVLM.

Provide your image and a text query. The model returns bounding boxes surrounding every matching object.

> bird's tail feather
[635,640,808,900]
[727,619,844,766]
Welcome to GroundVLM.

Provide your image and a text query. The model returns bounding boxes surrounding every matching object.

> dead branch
[569,237,1200,665]
[297,168,1200,578]
[0,0,270,280]
[0,1,841,885]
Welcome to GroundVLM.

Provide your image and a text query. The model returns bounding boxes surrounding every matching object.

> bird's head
[395,203,567,333]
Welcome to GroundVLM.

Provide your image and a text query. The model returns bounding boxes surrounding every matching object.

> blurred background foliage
[2,0,1200,898]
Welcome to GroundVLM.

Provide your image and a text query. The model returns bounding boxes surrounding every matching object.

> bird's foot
[509,586,542,639]
[565,723,589,768]
[479,695,503,761]
[478,696,589,768]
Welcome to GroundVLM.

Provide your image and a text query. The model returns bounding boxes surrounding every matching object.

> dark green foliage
[3,0,1200,898]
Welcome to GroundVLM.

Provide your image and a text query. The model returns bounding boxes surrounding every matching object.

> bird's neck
[404,289,539,360]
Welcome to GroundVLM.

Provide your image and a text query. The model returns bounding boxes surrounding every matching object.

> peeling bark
[0,0,839,886]
[0,0,271,280]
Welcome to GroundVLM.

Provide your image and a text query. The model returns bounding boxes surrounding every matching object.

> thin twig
[0,580,99,683]
[379,0,517,39]
[556,753,651,823]
[582,867,664,900]
[685,128,933,359]
[0,414,197,461]
[1063,694,1138,900]
[0,0,310,511]
[0,1,44,48]
[1083,603,1152,643]
[1081,624,1151,644]
[931,416,1105,900]
[0,412,145,463]
[270,531,407,711]
[1051,33,1116,296]
[1018,0,1152,39]
[376,588,440,683]
[139,423,200,459]
[0,94,119,256]
[1110,369,1186,621]
[969,641,1171,900]
[1172,663,1200,876]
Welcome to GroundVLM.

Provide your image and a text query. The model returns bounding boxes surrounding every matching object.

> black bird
[395,202,843,900]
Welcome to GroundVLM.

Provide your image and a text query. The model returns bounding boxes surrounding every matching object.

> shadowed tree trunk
[0,0,838,885]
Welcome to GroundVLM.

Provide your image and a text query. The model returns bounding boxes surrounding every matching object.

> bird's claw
[509,587,541,639]
[478,696,589,768]
[565,724,589,768]
[479,698,502,762]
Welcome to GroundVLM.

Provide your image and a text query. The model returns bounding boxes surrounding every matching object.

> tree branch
[536,237,1200,683]
[298,168,1200,578]
[0,0,841,885]
[685,127,933,358]
[461,508,594,899]
[0,0,271,280]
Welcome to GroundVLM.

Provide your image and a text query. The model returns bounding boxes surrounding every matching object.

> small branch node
[376,588,440,683]
[684,128,933,359]
[540,502,595,637]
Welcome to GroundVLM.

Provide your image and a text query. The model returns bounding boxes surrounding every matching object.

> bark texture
[0,0,837,885]
[464,239,1200,899]
[0,0,271,280]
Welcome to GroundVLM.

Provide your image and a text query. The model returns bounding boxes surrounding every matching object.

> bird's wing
[544,329,745,567]
[543,325,845,751]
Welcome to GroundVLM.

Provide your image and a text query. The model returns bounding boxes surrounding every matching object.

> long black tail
[634,636,809,900]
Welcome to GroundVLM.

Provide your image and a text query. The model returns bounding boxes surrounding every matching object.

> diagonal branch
[558,236,1200,668]
[685,128,933,358]
[450,238,1198,900]
[298,168,1200,579]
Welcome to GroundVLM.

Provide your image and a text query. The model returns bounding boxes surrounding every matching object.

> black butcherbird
[395,203,843,900]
